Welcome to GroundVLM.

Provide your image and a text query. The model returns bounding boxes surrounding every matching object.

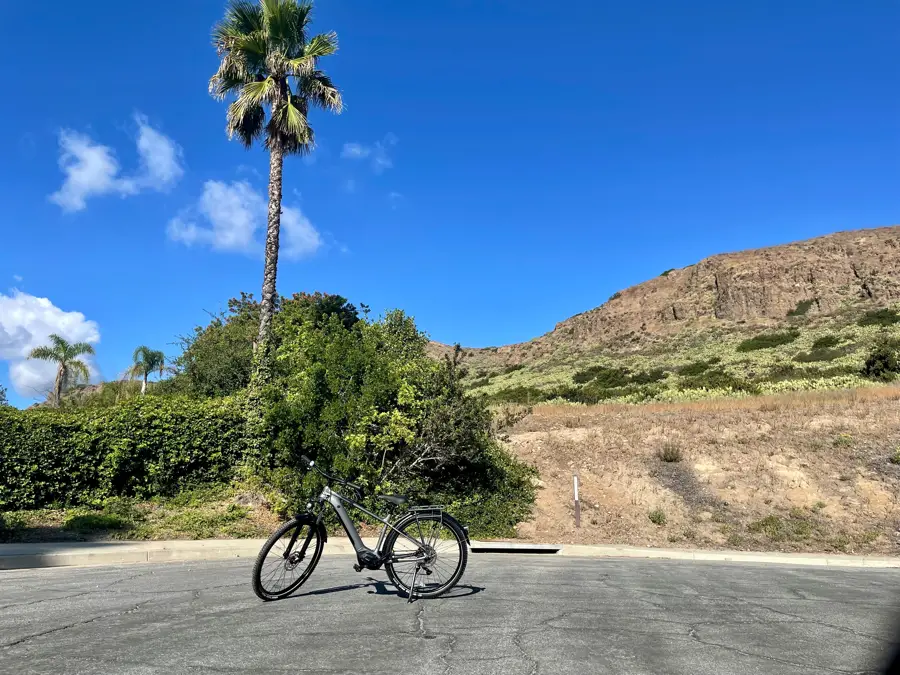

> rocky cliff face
[432,225,900,365]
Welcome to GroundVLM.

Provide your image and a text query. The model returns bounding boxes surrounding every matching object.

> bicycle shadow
[287,578,485,601]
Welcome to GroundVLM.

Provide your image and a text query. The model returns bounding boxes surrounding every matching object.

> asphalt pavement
[1,554,898,674]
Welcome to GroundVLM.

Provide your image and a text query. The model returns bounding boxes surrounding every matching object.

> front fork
[283,503,323,562]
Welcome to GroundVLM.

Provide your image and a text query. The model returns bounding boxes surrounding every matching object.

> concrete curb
[0,538,897,571]
[0,538,378,571]
[555,543,900,568]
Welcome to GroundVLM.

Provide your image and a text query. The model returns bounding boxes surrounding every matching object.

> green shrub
[0,397,246,510]
[811,335,841,350]
[63,512,130,533]
[736,330,800,352]
[648,508,667,526]
[608,291,622,302]
[572,365,630,387]
[660,269,675,277]
[680,369,759,394]
[490,386,546,404]
[862,337,900,382]
[502,364,524,375]
[787,299,816,317]
[793,348,843,363]
[658,443,682,463]
[631,368,668,385]
[858,308,900,328]
[678,360,711,376]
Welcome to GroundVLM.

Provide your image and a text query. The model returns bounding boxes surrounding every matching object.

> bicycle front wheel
[384,512,468,599]
[252,517,323,601]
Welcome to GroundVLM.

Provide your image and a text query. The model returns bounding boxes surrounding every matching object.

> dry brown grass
[508,386,900,554]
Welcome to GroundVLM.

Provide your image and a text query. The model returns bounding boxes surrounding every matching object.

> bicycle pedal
[353,564,363,573]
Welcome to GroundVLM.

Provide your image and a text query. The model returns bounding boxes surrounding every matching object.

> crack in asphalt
[1,600,151,650]
[686,621,871,675]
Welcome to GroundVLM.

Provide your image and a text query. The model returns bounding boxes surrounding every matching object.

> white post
[573,473,581,528]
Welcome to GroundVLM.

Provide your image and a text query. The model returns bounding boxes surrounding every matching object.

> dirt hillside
[505,387,900,555]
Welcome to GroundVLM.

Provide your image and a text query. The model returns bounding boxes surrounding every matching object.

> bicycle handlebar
[299,454,364,501]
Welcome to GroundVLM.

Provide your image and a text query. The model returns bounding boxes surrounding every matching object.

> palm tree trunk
[255,137,285,380]
[141,374,148,396]
[54,364,64,407]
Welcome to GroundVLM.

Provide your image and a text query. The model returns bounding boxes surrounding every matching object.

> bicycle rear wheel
[384,512,467,599]
[252,517,323,601]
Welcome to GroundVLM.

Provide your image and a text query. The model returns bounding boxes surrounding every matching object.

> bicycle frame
[312,485,440,567]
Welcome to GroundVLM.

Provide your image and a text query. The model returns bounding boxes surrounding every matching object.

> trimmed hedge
[0,397,245,510]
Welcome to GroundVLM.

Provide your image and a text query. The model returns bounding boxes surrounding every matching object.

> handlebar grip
[300,454,312,467]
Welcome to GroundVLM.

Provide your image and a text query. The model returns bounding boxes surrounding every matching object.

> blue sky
[1,0,898,407]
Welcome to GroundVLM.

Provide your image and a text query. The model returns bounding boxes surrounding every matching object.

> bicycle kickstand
[408,564,421,604]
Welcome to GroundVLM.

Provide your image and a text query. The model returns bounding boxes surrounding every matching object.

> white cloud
[341,134,398,174]
[49,114,183,213]
[130,114,184,190]
[0,291,100,398]
[49,131,129,212]
[282,206,323,259]
[168,180,321,260]
[12,275,22,283]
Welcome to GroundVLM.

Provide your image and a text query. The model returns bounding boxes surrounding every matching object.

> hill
[432,225,900,403]
[507,388,900,554]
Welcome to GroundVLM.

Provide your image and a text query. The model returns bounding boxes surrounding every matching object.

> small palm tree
[28,334,95,407]
[209,0,342,380]
[128,346,167,396]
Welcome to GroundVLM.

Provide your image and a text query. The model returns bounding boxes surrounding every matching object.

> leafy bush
[491,386,547,404]
[679,369,759,394]
[572,365,630,387]
[858,308,900,328]
[678,358,720,376]
[862,337,900,382]
[648,508,667,526]
[787,299,816,317]
[631,368,668,385]
[502,364,524,375]
[0,384,7,407]
[793,348,843,363]
[2,294,537,539]
[811,335,841,350]
[660,269,675,277]
[0,397,246,510]
[658,443,682,463]
[608,291,622,302]
[736,330,800,352]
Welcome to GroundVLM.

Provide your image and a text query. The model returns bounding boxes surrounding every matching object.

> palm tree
[209,0,342,380]
[128,346,167,396]
[28,334,95,407]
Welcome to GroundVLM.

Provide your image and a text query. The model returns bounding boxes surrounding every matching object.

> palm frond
[49,334,69,352]
[261,0,297,47]
[240,77,276,105]
[68,341,95,358]
[291,1,314,49]
[67,359,91,385]
[209,59,252,99]
[213,0,264,49]
[297,71,343,113]
[227,100,266,148]
[287,31,337,76]
[28,346,59,362]
[273,96,309,138]
[133,345,149,364]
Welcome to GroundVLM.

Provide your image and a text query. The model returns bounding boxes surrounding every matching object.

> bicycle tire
[383,512,468,599]
[252,517,324,601]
